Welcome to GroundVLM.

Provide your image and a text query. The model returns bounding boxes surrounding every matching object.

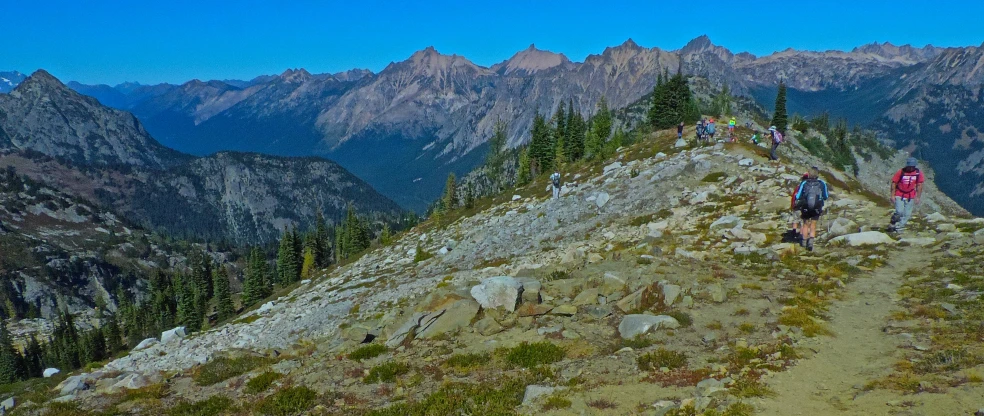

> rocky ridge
[29,128,984,415]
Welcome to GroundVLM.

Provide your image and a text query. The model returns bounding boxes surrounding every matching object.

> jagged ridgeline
[0,70,405,245]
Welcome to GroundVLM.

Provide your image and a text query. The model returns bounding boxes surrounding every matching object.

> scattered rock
[161,327,186,344]
[474,317,505,336]
[925,212,946,222]
[660,283,682,307]
[710,216,743,231]
[618,314,680,339]
[572,288,600,306]
[470,276,523,312]
[1,397,14,413]
[674,139,688,148]
[512,195,521,201]
[603,162,623,174]
[707,284,727,303]
[900,237,936,247]
[595,192,611,208]
[516,303,553,317]
[516,278,542,304]
[582,305,612,320]
[550,304,577,316]
[738,158,754,167]
[57,375,89,396]
[113,373,161,390]
[827,217,858,238]
[599,273,626,296]
[830,231,896,246]
[133,338,158,351]
[258,301,276,313]
[522,385,564,406]
[43,368,61,378]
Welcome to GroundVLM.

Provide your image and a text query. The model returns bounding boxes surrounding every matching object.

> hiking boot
[807,238,815,251]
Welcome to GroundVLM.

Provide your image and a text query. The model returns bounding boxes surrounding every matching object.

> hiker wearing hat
[890,157,925,232]
[768,126,784,161]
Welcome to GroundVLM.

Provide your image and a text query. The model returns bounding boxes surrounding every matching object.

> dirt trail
[757,250,932,416]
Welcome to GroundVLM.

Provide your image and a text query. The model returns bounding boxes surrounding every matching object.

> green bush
[444,352,490,370]
[257,386,319,416]
[168,396,233,416]
[637,348,688,371]
[347,344,388,361]
[364,362,410,383]
[666,310,693,327]
[245,371,282,394]
[193,355,271,386]
[504,342,565,368]
[413,244,434,263]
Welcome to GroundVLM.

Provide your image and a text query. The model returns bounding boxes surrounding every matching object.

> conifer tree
[314,211,330,267]
[441,173,457,211]
[301,247,316,279]
[772,80,788,133]
[528,112,554,173]
[213,267,235,321]
[380,224,392,246]
[0,318,23,384]
[553,103,567,144]
[103,315,122,356]
[23,335,43,378]
[566,105,586,161]
[241,247,267,307]
[277,228,300,285]
[592,96,613,143]
[516,146,531,185]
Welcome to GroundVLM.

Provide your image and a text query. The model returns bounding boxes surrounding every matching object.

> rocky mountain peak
[494,44,570,75]
[681,35,714,54]
[332,68,373,82]
[279,68,313,83]
[17,69,67,92]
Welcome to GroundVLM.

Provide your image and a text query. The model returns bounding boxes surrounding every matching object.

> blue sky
[3,0,982,85]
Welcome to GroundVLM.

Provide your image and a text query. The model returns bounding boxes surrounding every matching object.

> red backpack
[895,169,921,198]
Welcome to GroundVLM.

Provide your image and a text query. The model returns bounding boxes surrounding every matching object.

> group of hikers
[682,118,785,163]
[786,157,924,250]
[553,118,926,252]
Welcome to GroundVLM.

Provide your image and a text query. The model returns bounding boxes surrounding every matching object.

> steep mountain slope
[30,127,982,415]
[0,71,404,244]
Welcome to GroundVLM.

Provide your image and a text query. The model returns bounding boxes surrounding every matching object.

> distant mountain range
[0,71,403,244]
[4,37,983,214]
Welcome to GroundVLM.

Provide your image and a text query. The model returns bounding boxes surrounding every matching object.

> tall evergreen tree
[23,335,43,378]
[277,228,300,286]
[313,210,330,267]
[301,247,316,279]
[103,315,122,356]
[564,99,586,161]
[213,267,235,321]
[241,247,267,307]
[772,80,788,133]
[529,112,556,173]
[0,318,23,384]
[516,146,531,185]
[441,173,457,211]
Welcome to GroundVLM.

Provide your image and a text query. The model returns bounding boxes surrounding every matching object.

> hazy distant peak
[681,35,714,54]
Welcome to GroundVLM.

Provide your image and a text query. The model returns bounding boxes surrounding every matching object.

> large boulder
[161,327,186,344]
[618,314,680,339]
[112,373,162,390]
[831,231,896,246]
[418,300,481,339]
[827,218,858,238]
[57,375,90,396]
[595,192,611,208]
[386,311,443,347]
[1,397,14,413]
[470,276,524,311]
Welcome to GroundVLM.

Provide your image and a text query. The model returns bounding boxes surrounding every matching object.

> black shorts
[801,208,822,221]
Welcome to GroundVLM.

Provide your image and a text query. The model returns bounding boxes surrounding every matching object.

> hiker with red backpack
[794,167,828,251]
[889,157,925,232]
[769,126,783,161]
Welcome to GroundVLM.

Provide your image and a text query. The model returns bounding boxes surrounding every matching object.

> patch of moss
[503,342,565,368]
[666,310,693,327]
[347,344,388,361]
[245,371,283,394]
[444,352,490,371]
[364,362,410,384]
[701,172,728,182]
[167,395,233,416]
[193,355,272,386]
[637,348,688,371]
[542,394,572,410]
[256,386,319,416]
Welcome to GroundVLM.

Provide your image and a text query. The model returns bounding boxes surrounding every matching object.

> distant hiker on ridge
[550,171,562,199]
[889,157,924,232]
[707,119,716,141]
[794,167,828,251]
[768,126,784,161]
[728,117,737,141]
[677,122,685,141]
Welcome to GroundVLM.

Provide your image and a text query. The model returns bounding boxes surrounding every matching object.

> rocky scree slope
[0,71,403,244]
[43,132,984,415]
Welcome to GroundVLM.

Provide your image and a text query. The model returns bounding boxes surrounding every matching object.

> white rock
[661,283,682,306]
[827,217,858,238]
[512,195,521,201]
[161,327,187,344]
[618,314,680,338]
[43,368,61,378]
[925,212,946,222]
[738,158,754,167]
[522,385,565,406]
[674,139,688,148]
[900,237,936,247]
[1,397,14,412]
[603,162,623,174]
[595,192,610,208]
[831,231,896,246]
[134,338,158,351]
[258,301,276,313]
[710,216,743,231]
[470,276,523,311]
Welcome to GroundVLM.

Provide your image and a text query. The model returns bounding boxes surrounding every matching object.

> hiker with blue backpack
[794,167,829,251]
[550,172,562,199]
[769,126,784,161]
[707,119,717,141]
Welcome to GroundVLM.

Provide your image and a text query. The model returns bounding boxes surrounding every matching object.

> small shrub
[121,383,168,402]
[667,310,693,327]
[618,336,655,350]
[348,344,388,361]
[504,342,565,368]
[630,214,655,227]
[364,362,410,383]
[233,315,261,325]
[739,323,756,334]
[701,172,727,182]
[542,394,572,410]
[637,348,688,371]
[257,386,319,416]
[587,398,618,409]
[444,352,490,370]
[778,307,832,337]
[413,244,433,263]
[245,371,283,394]
[168,396,233,416]
[193,355,271,386]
